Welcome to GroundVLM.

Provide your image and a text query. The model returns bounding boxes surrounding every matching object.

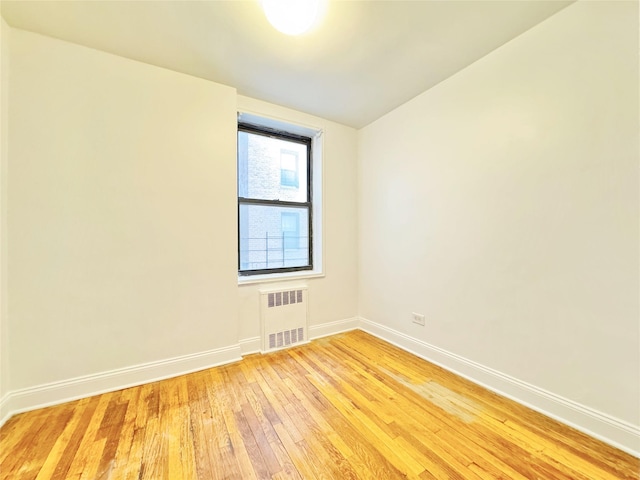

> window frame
[237,122,313,277]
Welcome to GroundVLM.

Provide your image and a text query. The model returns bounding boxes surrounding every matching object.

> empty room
[0,0,638,478]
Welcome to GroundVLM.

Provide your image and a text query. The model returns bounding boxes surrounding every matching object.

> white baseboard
[0,343,242,428]
[0,393,10,428]
[239,336,261,355]
[359,317,640,458]
[309,316,359,339]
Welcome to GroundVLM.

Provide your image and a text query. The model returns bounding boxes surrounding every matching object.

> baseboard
[0,393,11,428]
[0,343,242,427]
[239,336,261,355]
[359,317,640,458]
[309,316,359,340]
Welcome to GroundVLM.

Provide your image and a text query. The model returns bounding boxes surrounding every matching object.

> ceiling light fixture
[262,0,323,36]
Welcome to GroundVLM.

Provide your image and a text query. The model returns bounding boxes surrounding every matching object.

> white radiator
[260,287,309,353]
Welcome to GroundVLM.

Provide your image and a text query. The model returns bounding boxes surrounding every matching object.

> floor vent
[261,288,308,353]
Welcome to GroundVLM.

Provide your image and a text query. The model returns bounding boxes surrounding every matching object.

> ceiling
[0,0,573,128]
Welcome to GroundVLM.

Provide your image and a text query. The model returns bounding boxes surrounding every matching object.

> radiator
[260,287,309,353]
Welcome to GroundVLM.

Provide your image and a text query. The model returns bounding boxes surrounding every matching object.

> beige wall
[0,17,9,400]
[237,96,359,346]
[8,29,238,390]
[358,0,639,425]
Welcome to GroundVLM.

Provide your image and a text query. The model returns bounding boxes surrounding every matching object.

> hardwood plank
[33,398,94,480]
[208,369,258,480]
[137,383,168,480]
[272,423,319,480]
[1,330,638,480]
[233,407,271,479]
[186,374,220,480]
[107,388,141,479]
[0,413,40,465]
[1,404,75,478]
[60,394,112,480]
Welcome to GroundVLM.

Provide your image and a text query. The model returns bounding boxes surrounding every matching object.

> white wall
[8,29,238,391]
[237,96,359,348]
[0,18,9,404]
[359,0,638,430]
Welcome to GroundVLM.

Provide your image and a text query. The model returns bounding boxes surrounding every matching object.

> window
[238,122,312,276]
[281,212,300,250]
[280,150,299,187]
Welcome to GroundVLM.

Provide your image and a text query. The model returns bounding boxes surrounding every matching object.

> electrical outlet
[412,312,425,326]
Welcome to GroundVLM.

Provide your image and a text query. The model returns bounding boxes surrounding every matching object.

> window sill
[237,270,325,286]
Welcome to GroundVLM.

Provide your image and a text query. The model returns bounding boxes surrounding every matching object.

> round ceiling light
[262,0,322,36]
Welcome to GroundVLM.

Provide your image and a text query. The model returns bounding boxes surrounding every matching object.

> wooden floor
[1,331,638,479]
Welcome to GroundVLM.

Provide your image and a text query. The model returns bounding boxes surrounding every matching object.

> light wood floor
[1,330,638,479]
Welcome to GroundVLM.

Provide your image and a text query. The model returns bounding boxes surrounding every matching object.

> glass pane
[238,130,308,202]
[239,204,310,271]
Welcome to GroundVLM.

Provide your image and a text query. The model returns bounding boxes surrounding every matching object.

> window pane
[239,204,309,271]
[281,211,299,249]
[238,130,307,202]
[280,150,299,188]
